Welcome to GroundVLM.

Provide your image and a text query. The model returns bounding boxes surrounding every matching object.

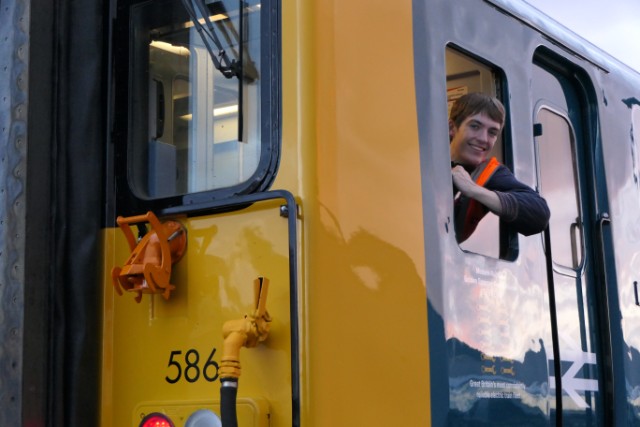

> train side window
[113,0,279,214]
[535,107,583,269]
[445,47,515,260]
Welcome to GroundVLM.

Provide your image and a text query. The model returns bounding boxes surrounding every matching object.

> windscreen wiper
[180,0,257,83]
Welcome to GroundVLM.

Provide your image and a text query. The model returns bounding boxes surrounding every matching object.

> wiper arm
[180,0,236,78]
[180,0,257,82]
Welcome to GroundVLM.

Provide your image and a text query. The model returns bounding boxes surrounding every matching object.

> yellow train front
[101,0,429,425]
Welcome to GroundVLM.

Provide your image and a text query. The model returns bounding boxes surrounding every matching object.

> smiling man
[449,93,550,243]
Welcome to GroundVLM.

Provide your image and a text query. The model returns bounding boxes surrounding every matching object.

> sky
[524,0,640,73]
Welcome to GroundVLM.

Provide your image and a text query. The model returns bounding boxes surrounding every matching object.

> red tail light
[139,412,175,427]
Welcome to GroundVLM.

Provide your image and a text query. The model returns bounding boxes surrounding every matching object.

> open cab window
[445,46,516,260]
[113,0,279,215]
[634,105,640,192]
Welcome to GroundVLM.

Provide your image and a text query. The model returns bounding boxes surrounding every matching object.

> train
[2,0,640,425]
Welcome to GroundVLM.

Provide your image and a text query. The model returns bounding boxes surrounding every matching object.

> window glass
[446,47,511,259]
[128,0,263,199]
[633,105,640,189]
[535,107,583,269]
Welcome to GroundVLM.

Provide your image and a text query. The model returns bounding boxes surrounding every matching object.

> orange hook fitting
[110,211,187,303]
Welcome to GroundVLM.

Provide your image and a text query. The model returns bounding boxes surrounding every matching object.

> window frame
[110,0,281,218]
[534,104,585,273]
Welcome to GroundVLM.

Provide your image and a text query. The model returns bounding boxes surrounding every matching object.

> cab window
[633,105,640,190]
[445,46,515,259]
[113,0,279,214]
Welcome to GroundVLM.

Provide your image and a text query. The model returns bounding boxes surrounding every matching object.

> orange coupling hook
[111,211,187,303]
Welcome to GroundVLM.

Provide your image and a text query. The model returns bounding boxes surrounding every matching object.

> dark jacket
[454,160,550,243]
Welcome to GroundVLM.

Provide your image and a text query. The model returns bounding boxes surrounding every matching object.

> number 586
[165,348,219,384]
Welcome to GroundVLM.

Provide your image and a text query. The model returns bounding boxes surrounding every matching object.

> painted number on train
[165,348,220,384]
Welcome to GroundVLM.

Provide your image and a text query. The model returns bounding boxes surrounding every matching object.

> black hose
[220,378,238,427]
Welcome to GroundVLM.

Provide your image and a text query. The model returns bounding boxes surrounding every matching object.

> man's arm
[452,165,503,214]
[485,166,550,235]
[453,164,550,236]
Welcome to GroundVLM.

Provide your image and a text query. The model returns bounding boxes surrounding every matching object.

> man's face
[449,113,502,166]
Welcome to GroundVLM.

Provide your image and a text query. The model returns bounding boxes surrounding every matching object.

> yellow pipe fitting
[219,278,271,380]
[220,319,252,379]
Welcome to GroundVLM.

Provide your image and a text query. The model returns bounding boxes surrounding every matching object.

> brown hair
[449,93,505,128]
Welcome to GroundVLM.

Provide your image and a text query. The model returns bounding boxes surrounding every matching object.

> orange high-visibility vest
[454,157,501,243]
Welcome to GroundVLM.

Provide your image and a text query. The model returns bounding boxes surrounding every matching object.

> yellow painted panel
[101,202,293,426]
[298,0,432,425]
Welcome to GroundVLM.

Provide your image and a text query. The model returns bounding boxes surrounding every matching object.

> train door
[531,52,607,425]
[434,46,553,426]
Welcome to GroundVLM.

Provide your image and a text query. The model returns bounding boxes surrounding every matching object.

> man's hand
[451,165,477,197]
[452,165,503,214]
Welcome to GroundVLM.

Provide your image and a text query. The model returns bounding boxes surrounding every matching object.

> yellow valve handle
[253,277,271,320]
